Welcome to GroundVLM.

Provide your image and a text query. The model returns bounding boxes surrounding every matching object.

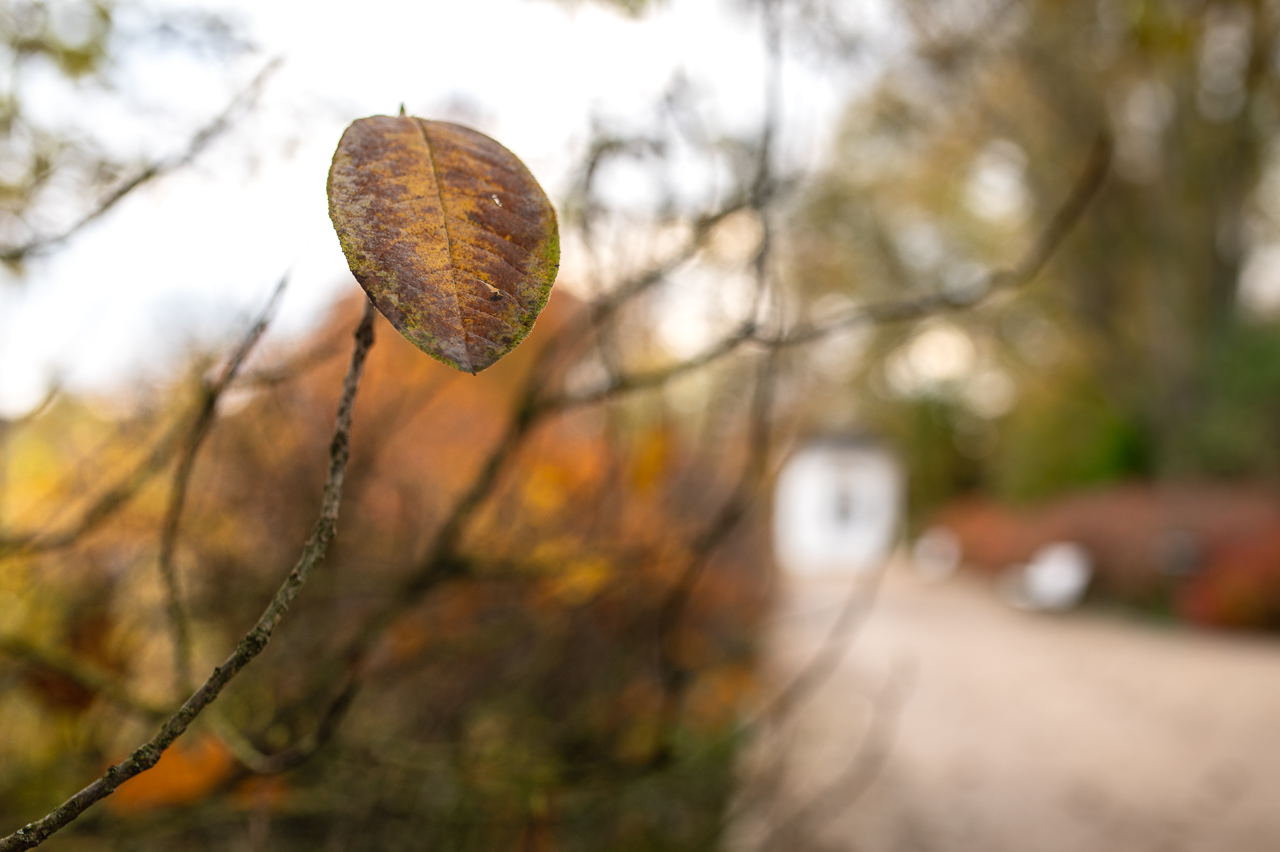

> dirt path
[731,566,1280,851]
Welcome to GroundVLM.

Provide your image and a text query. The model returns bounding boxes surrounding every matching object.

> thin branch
[201,374,454,772]
[0,279,288,564]
[280,128,1106,790]
[238,339,345,389]
[0,386,59,429]
[0,634,171,720]
[753,0,783,204]
[773,131,1113,347]
[0,420,186,560]
[0,59,282,265]
[290,316,655,738]
[0,299,376,852]
[334,381,542,675]
[540,131,1111,411]
[649,0,783,720]
[286,132,1107,797]
[569,131,666,298]
[675,352,776,593]
[587,199,751,326]
[159,277,287,696]
[749,565,885,729]
[653,349,779,757]
[652,10,783,696]
[690,569,892,833]
[205,677,358,775]
[546,319,758,410]
[534,195,753,392]
[747,661,916,851]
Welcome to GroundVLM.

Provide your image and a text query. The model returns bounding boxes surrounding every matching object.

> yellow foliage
[541,557,612,605]
[629,427,672,493]
[522,463,570,514]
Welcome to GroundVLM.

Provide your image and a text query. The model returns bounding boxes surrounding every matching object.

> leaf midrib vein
[414,118,472,373]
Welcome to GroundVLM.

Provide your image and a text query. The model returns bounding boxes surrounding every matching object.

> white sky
[0,0,888,415]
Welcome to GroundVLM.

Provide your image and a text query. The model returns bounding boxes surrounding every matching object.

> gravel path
[731,566,1280,852]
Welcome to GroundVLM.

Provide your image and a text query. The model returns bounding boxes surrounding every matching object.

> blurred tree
[0,291,773,850]
[0,0,118,256]
[0,0,251,268]
[0,0,1109,847]
[792,0,1280,512]
[0,0,257,547]
[0,0,788,841]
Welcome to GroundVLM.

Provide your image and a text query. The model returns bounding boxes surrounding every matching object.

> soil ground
[730,564,1280,852]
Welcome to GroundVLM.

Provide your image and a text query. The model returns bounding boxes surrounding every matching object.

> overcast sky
[0,0,888,415]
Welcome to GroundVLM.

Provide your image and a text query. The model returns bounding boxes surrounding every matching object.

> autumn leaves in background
[0,294,767,842]
[0,118,760,844]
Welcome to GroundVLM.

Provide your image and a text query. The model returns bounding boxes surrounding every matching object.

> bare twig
[0,279,287,564]
[532,195,752,394]
[750,565,886,728]
[569,131,665,298]
[715,568,893,844]
[0,386,60,429]
[544,131,1112,411]
[773,131,1113,347]
[585,199,752,326]
[0,299,376,852]
[0,420,186,560]
[253,379,542,775]
[651,0,785,743]
[205,677,359,775]
[159,277,287,695]
[747,661,916,851]
[652,349,779,760]
[654,164,779,719]
[0,59,282,265]
[546,319,758,410]
[332,382,541,676]
[238,339,345,389]
[202,373,453,773]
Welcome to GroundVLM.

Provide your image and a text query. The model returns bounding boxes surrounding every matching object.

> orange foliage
[108,735,235,814]
[230,776,290,811]
[2,288,770,846]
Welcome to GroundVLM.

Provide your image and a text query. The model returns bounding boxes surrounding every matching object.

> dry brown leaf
[328,116,559,373]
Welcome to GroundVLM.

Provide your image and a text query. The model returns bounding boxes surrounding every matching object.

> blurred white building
[773,437,903,577]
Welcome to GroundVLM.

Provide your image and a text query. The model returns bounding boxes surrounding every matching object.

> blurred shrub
[0,292,770,849]
[936,482,1280,628]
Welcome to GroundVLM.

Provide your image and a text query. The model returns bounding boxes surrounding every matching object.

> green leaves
[328,116,559,373]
